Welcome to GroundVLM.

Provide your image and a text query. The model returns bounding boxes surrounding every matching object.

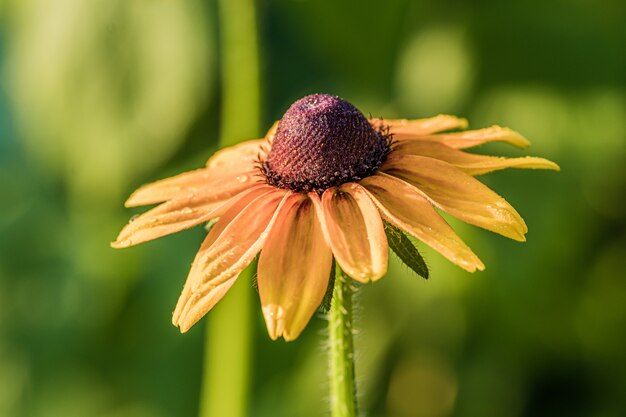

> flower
[112,93,558,340]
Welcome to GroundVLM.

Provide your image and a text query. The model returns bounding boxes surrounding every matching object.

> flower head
[112,93,558,340]
[262,94,391,192]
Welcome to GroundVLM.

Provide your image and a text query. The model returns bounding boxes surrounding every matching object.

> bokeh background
[1,1,625,416]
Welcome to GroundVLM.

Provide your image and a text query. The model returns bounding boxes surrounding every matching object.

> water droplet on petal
[236,174,249,183]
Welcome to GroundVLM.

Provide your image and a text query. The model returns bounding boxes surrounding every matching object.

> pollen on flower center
[261,94,392,192]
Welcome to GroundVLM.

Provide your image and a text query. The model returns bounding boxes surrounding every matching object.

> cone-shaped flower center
[262,94,391,192]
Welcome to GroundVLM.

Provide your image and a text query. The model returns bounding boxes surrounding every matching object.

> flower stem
[328,264,358,417]
[200,275,253,417]
[199,0,260,415]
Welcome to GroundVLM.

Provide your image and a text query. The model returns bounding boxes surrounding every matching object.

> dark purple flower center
[261,94,391,192]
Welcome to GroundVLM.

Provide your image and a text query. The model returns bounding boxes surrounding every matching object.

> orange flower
[112,94,558,340]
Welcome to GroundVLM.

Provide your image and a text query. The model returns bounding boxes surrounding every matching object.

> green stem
[328,264,358,417]
[217,0,261,146]
[199,0,260,415]
[200,274,253,417]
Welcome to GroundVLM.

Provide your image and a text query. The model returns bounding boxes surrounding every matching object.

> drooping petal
[205,139,267,169]
[125,168,259,207]
[314,183,388,282]
[360,173,484,272]
[371,115,468,137]
[393,140,560,175]
[112,183,273,248]
[172,188,289,332]
[398,126,531,149]
[257,193,333,341]
[381,154,528,241]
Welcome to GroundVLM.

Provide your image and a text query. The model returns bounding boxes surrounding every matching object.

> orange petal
[172,187,289,332]
[398,126,531,149]
[112,183,273,248]
[205,139,267,169]
[371,115,468,136]
[125,169,259,207]
[381,154,528,241]
[314,183,388,282]
[360,174,484,272]
[393,140,560,175]
[258,193,332,341]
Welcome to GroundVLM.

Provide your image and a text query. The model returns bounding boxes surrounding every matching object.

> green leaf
[251,273,258,292]
[384,222,429,280]
[318,261,336,313]
[250,254,260,293]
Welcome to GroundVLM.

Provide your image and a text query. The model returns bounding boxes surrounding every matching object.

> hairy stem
[199,0,260,415]
[328,264,358,417]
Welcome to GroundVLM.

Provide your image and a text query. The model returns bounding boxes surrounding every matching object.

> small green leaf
[318,261,336,313]
[384,222,429,279]
[250,254,260,293]
[251,273,258,292]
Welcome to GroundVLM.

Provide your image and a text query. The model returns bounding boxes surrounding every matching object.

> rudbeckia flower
[112,93,558,340]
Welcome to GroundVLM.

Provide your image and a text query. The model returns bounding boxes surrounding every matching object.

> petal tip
[548,161,561,171]
[367,265,388,282]
[176,317,194,333]
[124,187,156,207]
[516,157,562,173]
[263,305,285,341]
[511,232,527,242]
[124,196,140,208]
[370,272,386,282]
[282,331,299,342]
[111,239,131,249]
[501,127,531,148]
[460,257,485,273]
[342,267,371,283]
[434,114,469,130]
[476,258,486,271]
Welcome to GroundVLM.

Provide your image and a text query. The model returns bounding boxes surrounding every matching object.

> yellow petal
[315,183,388,282]
[398,125,530,149]
[360,173,484,272]
[112,183,272,248]
[394,140,560,175]
[205,138,267,169]
[371,115,468,136]
[381,154,528,241]
[172,187,289,332]
[258,193,333,341]
[125,169,259,207]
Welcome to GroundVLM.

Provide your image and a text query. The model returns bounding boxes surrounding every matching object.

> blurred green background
[1,1,625,416]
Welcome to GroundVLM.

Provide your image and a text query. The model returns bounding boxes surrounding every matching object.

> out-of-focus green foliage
[1,0,625,416]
